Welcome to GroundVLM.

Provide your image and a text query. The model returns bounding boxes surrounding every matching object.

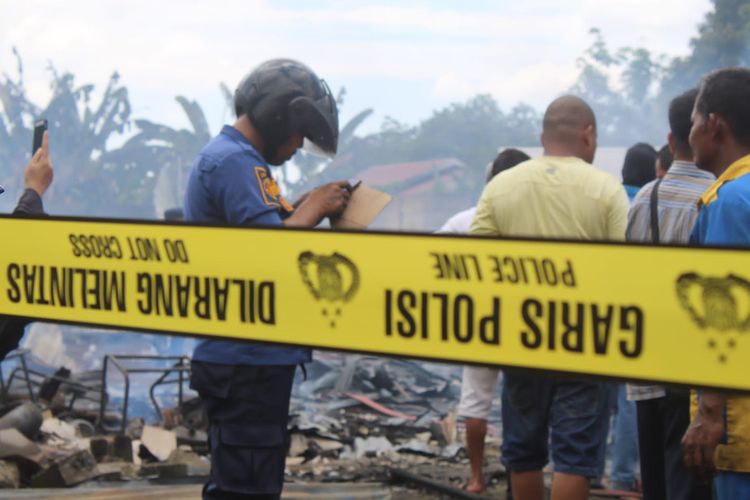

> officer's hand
[25,131,53,197]
[284,181,351,227]
[306,181,351,218]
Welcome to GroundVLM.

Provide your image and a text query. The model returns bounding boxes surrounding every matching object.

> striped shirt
[625,161,715,401]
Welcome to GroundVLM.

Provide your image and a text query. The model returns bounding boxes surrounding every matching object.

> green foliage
[0,51,211,217]
[0,50,133,214]
[104,96,211,217]
[571,0,750,147]
[570,29,666,145]
[2,0,746,218]
[291,94,540,200]
[619,47,662,105]
[0,49,41,174]
[662,0,750,97]
[310,0,749,184]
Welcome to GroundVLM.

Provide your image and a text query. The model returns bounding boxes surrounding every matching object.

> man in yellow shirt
[471,95,629,500]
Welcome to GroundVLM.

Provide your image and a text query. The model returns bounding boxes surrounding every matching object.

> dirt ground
[3,462,637,500]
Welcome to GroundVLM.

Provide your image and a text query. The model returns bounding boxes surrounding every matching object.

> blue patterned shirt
[625,161,714,400]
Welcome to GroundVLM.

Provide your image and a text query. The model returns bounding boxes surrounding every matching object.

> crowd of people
[2,59,749,500]
[450,70,750,500]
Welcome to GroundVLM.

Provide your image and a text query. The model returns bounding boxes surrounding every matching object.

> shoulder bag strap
[649,179,663,244]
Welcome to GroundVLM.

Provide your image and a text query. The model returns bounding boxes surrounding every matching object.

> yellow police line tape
[1,215,749,392]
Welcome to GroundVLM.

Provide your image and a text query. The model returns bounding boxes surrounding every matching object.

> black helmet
[234,59,338,161]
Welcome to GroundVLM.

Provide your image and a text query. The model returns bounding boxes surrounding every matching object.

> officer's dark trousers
[191,361,296,500]
[636,388,712,500]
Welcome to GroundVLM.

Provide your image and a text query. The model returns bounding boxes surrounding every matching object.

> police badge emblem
[676,272,750,363]
[298,251,360,328]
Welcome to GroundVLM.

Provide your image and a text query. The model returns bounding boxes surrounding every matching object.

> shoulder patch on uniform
[254,166,294,212]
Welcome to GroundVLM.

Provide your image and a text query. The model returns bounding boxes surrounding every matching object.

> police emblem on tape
[676,272,750,363]
[298,251,360,328]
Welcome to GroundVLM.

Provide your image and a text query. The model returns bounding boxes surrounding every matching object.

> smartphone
[32,119,48,155]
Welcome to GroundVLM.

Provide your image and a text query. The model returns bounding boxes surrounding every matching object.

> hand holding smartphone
[32,119,48,155]
[25,119,53,196]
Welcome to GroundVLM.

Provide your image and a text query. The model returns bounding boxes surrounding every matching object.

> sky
[0,0,713,136]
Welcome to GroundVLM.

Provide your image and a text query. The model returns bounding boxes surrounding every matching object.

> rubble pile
[0,350,209,489]
[0,399,210,488]
[283,353,504,490]
[0,348,507,495]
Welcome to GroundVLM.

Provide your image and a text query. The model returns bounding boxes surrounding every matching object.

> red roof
[357,158,464,187]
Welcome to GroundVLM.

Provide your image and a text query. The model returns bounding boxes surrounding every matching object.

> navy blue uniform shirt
[185,125,311,366]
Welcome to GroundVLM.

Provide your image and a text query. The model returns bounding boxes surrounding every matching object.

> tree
[569,29,665,145]
[0,49,44,180]
[661,0,750,98]
[620,47,662,105]
[0,51,213,218]
[0,50,133,214]
[569,1,750,147]
[293,93,541,201]
[103,96,211,217]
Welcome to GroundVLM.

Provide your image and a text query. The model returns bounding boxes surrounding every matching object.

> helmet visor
[302,137,336,160]
[289,79,339,157]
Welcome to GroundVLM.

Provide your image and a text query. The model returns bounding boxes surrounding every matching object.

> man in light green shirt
[471,102,628,241]
[471,96,629,500]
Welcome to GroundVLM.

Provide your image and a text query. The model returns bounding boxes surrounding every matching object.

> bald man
[471,96,629,500]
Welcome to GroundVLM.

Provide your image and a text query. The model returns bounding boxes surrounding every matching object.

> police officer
[184,59,350,499]
[0,130,54,360]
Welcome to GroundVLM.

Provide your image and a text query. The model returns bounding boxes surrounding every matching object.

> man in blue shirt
[185,59,350,499]
[682,67,750,499]
[626,88,714,500]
